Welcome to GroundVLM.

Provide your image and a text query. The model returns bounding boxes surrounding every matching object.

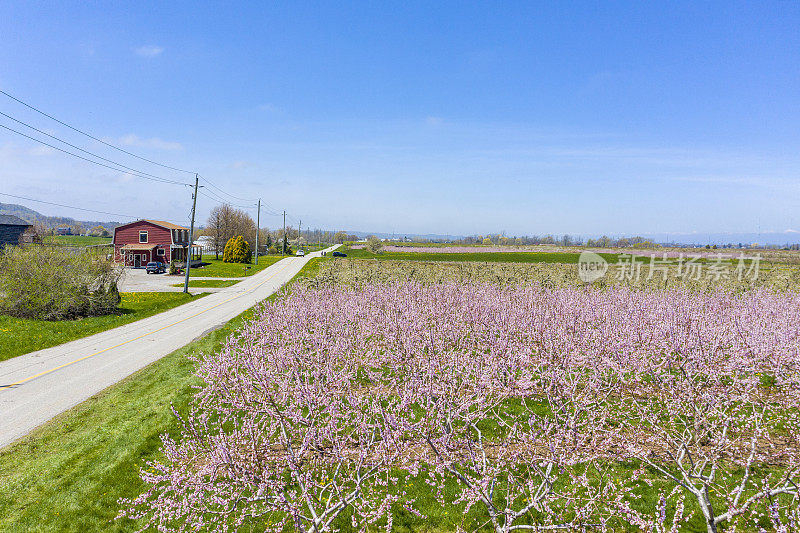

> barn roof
[115,219,188,231]
[0,214,32,226]
[144,220,187,230]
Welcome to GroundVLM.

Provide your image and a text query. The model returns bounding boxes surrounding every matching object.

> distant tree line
[449,234,661,248]
[202,204,344,256]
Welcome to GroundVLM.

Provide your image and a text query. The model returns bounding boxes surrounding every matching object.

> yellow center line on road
[0,257,301,391]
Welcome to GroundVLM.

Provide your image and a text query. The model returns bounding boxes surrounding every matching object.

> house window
[139,230,148,243]
[157,248,165,256]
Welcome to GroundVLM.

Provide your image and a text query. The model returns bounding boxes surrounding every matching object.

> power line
[258,203,281,216]
[198,175,253,203]
[0,123,190,186]
[0,111,191,186]
[196,186,281,216]
[198,175,280,215]
[197,189,256,210]
[0,88,196,175]
[1,191,136,221]
[1,89,297,221]
[196,188,239,206]
[196,190,283,218]
[0,191,189,226]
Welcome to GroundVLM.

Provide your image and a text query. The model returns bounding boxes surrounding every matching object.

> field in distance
[342,242,793,264]
[43,235,112,246]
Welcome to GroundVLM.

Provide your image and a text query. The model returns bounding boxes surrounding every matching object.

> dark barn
[0,215,32,248]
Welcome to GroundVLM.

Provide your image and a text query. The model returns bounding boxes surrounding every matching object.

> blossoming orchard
[123,269,800,532]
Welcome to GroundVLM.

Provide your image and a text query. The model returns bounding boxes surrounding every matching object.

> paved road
[0,247,338,448]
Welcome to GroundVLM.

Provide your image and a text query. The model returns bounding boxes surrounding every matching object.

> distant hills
[347,230,466,241]
[348,229,800,247]
[3,201,798,247]
[643,232,800,248]
[0,202,122,231]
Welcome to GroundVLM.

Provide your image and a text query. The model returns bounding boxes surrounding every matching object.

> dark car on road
[332,251,347,257]
[145,261,166,274]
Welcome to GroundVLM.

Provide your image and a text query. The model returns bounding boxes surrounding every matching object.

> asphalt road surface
[0,247,338,448]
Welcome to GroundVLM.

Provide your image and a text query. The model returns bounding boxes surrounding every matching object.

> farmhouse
[0,215,33,247]
[113,219,201,267]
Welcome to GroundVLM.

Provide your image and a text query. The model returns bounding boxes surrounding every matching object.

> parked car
[296,250,305,257]
[332,251,347,257]
[146,261,166,274]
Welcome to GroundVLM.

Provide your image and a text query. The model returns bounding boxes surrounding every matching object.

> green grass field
[169,279,240,288]
[303,243,332,252]
[43,235,112,246]
[0,292,204,362]
[340,246,745,267]
[188,255,282,277]
[340,246,619,264]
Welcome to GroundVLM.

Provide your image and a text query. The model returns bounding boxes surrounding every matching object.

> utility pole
[282,210,286,256]
[183,174,199,294]
[255,199,260,265]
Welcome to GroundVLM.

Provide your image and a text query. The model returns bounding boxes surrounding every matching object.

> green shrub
[0,245,123,320]
[366,235,384,254]
[222,236,251,264]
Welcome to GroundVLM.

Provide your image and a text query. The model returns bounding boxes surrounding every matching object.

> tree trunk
[699,488,718,533]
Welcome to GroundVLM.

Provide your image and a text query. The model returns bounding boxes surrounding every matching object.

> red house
[113,219,200,267]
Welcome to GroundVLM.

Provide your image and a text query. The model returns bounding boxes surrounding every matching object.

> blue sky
[1,1,799,237]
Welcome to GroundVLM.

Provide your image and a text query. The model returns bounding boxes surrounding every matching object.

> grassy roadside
[169,279,240,288]
[0,259,320,533]
[0,292,205,362]
[189,255,282,277]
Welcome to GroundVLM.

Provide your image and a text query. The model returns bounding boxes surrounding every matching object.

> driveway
[117,268,196,292]
[117,268,244,293]
[0,246,338,448]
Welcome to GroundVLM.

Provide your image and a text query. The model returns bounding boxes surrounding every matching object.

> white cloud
[425,116,444,126]
[135,45,164,57]
[257,103,280,113]
[118,134,182,151]
[28,145,57,156]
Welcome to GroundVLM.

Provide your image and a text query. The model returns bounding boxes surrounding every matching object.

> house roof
[0,214,32,226]
[144,220,187,230]
[114,219,188,231]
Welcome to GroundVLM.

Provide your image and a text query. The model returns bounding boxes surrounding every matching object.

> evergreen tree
[222,235,252,263]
